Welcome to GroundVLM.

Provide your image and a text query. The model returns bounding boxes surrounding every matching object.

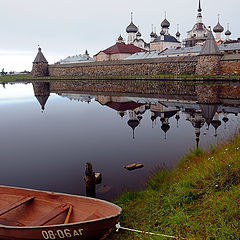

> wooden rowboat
[0,185,122,240]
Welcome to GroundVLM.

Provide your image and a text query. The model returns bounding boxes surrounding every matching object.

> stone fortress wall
[48,56,198,77]
[48,54,240,77]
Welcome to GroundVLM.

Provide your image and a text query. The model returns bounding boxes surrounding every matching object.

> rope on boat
[115,222,182,239]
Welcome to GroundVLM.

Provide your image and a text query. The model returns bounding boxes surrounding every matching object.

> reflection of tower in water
[199,104,219,130]
[211,112,222,137]
[222,113,229,129]
[32,82,50,112]
[175,111,180,128]
[127,110,139,139]
[191,112,205,149]
[160,118,170,140]
[185,109,205,149]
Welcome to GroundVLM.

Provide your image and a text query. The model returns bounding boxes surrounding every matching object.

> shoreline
[1,74,240,83]
[107,134,240,239]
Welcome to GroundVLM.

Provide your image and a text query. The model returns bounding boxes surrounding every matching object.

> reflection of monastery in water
[32,82,240,148]
[95,95,238,147]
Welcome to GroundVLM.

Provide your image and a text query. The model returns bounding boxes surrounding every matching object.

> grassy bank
[2,73,240,83]
[108,134,240,240]
[0,74,32,82]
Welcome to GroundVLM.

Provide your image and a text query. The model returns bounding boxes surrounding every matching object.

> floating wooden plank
[30,203,70,226]
[0,196,34,216]
[124,163,144,171]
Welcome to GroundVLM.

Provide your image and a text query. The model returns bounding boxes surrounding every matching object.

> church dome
[225,29,231,36]
[136,31,141,37]
[126,22,138,33]
[161,18,170,28]
[160,29,165,35]
[118,35,123,41]
[176,31,180,37]
[213,21,224,33]
[150,31,155,37]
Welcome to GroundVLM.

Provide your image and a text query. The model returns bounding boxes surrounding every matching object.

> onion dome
[160,29,165,35]
[154,33,158,38]
[126,22,138,33]
[213,21,224,33]
[161,18,170,28]
[176,31,180,37]
[136,31,141,37]
[150,31,155,37]
[225,29,231,36]
[118,35,123,41]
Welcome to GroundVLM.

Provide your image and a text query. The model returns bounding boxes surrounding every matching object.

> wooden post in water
[85,163,96,198]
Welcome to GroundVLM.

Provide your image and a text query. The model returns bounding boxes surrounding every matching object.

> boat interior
[0,186,120,227]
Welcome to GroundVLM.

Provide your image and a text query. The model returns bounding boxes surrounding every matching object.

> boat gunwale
[0,185,122,229]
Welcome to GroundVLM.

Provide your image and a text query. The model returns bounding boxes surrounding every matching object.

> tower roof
[33,47,48,63]
[199,30,221,56]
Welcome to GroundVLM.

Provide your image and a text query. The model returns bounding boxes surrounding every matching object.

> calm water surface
[0,82,239,200]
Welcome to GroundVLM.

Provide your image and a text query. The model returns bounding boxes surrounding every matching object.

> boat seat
[0,196,35,216]
[30,203,70,226]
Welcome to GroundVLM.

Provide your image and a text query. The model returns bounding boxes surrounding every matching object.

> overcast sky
[0,0,239,71]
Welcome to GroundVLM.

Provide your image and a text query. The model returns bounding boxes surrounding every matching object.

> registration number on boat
[41,228,83,239]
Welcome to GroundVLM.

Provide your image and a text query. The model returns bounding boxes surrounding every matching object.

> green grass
[5,73,240,83]
[107,135,240,240]
[0,74,32,82]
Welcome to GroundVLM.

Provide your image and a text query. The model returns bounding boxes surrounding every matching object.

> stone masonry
[196,55,222,75]
[32,63,49,77]
[49,57,197,77]
[47,55,240,77]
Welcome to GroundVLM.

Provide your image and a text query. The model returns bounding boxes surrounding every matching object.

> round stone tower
[32,47,49,77]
